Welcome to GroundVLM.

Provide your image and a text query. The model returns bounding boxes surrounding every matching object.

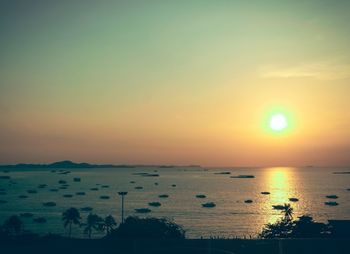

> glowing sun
[269,113,288,131]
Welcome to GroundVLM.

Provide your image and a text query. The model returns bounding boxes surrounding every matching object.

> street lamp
[118,191,128,224]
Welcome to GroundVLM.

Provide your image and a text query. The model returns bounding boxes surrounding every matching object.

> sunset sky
[1,0,350,166]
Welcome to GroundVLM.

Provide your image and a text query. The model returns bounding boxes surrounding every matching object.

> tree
[281,203,293,222]
[84,213,103,238]
[2,215,23,236]
[259,219,292,238]
[108,217,185,239]
[101,215,117,235]
[260,215,328,239]
[62,207,81,238]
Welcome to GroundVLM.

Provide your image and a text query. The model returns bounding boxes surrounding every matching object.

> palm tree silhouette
[3,215,23,236]
[101,215,117,235]
[84,213,103,238]
[281,203,293,221]
[62,207,81,238]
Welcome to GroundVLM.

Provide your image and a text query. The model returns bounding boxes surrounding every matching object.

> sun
[269,113,288,131]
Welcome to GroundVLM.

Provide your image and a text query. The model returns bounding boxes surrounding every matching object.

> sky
[1,0,350,166]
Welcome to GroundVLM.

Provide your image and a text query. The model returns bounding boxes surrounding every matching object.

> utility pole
[118,191,128,224]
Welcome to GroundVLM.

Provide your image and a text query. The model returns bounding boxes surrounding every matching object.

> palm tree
[62,207,81,237]
[84,213,103,238]
[3,215,23,236]
[101,215,117,235]
[281,203,293,221]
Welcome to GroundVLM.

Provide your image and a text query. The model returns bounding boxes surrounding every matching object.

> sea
[0,166,349,238]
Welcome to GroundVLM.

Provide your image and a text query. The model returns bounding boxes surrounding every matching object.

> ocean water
[0,166,350,238]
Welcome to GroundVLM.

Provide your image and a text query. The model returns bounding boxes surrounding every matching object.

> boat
[90,187,99,191]
[230,175,255,179]
[196,194,206,199]
[73,177,81,182]
[43,202,56,207]
[27,190,37,194]
[135,186,143,190]
[325,201,338,206]
[76,192,86,195]
[272,205,285,210]
[202,202,216,208]
[135,208,151,213]
[33,217,47,223]
[100,195,110,199]
[244,199,253,203]
[326,195,338,199]
[261,192,270,195]
[63,194,73,198]
[158,194,169,198]
[80,207,93,212]
[148,202,161,207]
[289,198,299,202]
[20,212,33,218]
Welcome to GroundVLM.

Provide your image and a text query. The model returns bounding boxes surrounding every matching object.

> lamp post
[118,191,128,224]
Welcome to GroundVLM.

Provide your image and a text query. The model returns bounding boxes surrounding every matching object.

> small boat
[196,194,207,199]
[148,202,161,207]
[58,180,67,184]
[214,172,231,175]
[261,192,270,195]
[100,195,110,199]
[272,205,285,210]
[43,202,56,207]
[20,212,33,218]
[76,192,86,195]
[63,194,73,198]
[18,195,28,199]
[230,175,255,179]
[244,199,253,203]
[27,190,37,194]
[37,184,47,188]
[73,177,81,182]
[135,208,151,213]
[135,186,143,190]
[202,202,216,208]
[50,189,59,192]
[101,185,109,188]
[289,198,299,202]
[154,182,159,185]
[326,195,338,199]
[90,188,99,191]
[59,186,67,189]
[33,217,47,223]
[325,201,338,206]
[158,194,169,198]
[171,184,177,187]
[80,207,93,212]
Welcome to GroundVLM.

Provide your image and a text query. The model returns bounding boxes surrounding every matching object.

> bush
[107,217,185,239]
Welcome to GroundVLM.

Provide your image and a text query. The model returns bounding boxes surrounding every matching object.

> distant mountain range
[0,160,201,169]
[0,160,135,169]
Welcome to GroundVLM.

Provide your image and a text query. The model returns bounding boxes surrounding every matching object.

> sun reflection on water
[262,167,298,225]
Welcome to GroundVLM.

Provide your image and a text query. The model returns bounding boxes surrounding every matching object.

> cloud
[260,62,350,80]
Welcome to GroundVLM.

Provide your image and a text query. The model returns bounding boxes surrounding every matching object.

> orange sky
[1,1,350,166]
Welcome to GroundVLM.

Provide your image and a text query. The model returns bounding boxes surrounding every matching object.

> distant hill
[0,160,135,169]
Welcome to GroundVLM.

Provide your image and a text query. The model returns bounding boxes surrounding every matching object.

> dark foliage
[260,215,328,238]
[107,217,185,239]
